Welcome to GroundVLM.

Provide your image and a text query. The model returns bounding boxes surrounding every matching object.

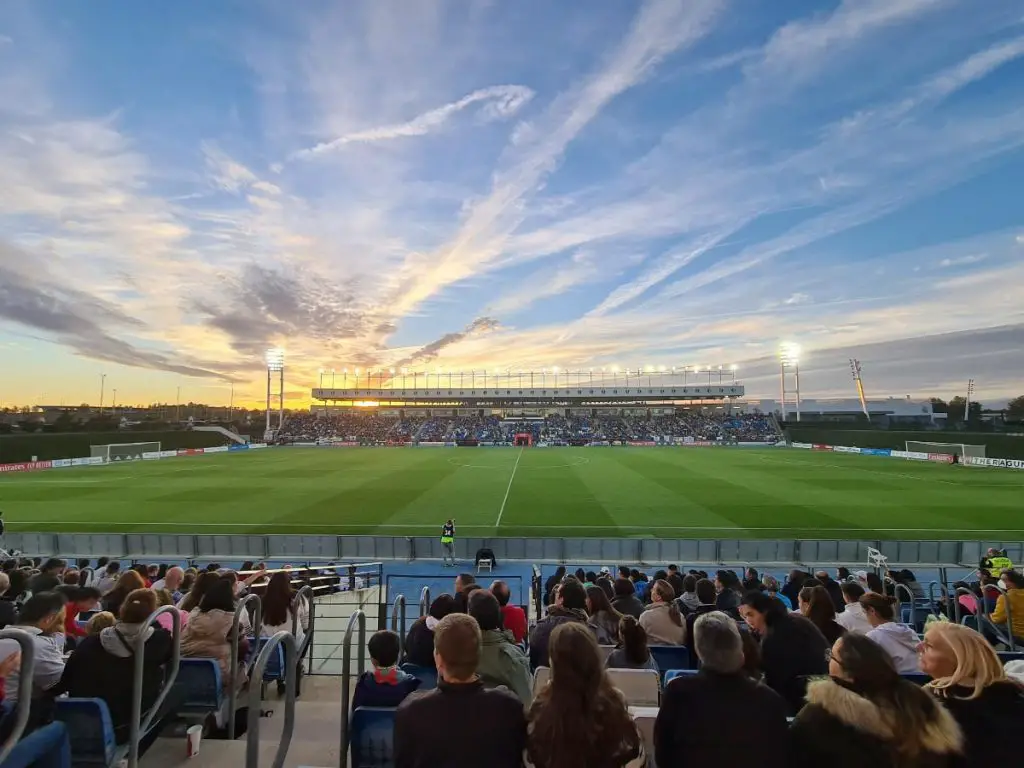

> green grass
[2,447,1023,539]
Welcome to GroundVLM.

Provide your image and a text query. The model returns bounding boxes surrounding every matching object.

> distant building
[747,397,942,426]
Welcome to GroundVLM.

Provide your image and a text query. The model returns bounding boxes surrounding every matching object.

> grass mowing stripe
[495,448,523,528]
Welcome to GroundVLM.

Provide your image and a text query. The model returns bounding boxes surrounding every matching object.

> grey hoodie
[866,622,921,674]
[99,622,154,658]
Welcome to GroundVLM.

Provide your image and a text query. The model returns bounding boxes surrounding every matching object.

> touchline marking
[495,447,524,528]
[17,522,1024,534]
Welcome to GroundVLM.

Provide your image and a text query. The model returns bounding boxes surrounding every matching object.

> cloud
[938,253,987,268]
[783,292,811,305]
[394,317,501,367]
[293,84,534,160]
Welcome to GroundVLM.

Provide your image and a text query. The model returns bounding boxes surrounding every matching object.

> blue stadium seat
[664,669,698,684]
[54,698,117,767]
[399,663,437,690]
[172,658,224,715]
[998,651,1024,665]
[255,637,287,682]
[901,673,932,686]
[350,707,397,768]
[649,645,690,680]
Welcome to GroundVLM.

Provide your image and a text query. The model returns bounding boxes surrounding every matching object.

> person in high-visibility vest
[441,519,456,567]
[980,548,1014,579]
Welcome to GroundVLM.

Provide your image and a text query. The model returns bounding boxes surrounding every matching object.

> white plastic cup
[186,725,203,758]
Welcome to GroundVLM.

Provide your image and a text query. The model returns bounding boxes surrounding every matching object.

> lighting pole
[229,382,234,422]
[965,378,975,424]
[176,386,181,423]
[112,389,117,416]
[99,374,106,414]
[780,343,802,422]
[265,348,285,439]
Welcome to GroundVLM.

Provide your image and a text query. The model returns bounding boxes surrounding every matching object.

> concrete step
[254,700,345,746]
[142,737,340,768]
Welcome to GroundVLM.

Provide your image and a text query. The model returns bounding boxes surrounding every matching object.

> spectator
[56,588,174,745]
[543,566,565,607]
[153,589,190,632]
[352,630,421,710]
[101,570,146,617]
[743,567,763,591]
[62,569,80,586]
[639,579,686,646]
[491,580,527,644]
[179,568,198,595]
[611,578,644,620]
[986,569,1024,646]
[86,611,117,636]
[95,562,120,594]
[860,593,921,674]
[470,590,532,704]
[0,572,16,629]
[4,569,27,604]
[790,634,963,768]
[56,585,102,640]
[782,569,809,607]
[453,573,478,613]
[837,567,851,582]
[181,578,248,687]
[655,612,789,768]
[739,591,828,715]
[685,579,720,664]
[574,568,587,584]
[920,622,1024,766]
[677,574,700,614]
[715,570,742,617]
[530,579,590,670]
[762,575,792,610]
[0,720,71,768]
[799,586,846,645]
[395,614,525,768]
[606,616,658,673]
[865,572,885,595]
[836,582,873,635]
[261,572,309,643]
[151,566,184,601]
[404,594,456,668]
[0,591,67,705]
[177,570,219,613]
[527,622,644,768]
[586,585,623,645]
[666,572,684,600]
[815,570,846,614]
[26,558,65,594]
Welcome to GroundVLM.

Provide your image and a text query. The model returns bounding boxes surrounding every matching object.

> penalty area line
[495,447,524,528]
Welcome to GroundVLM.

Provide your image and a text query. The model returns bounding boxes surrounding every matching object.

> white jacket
[867,622,920,674]
[835,602,873,635]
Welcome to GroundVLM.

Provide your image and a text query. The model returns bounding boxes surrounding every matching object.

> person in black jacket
[685,579,720,666]
[656,611,789,767]
[26,559,65,595]
[781,569,809,609]
[920,622,1024,767]
[739,591,828,714]
[815,570,847,614]
[55,588,173,745]
[790,633,963,768]
[610,578,644,620]
[395,613,525,768]
[714,570,742,618]
[403,594,456,668]
[0,573,16,629]
[530,579,590,670]
[799,586,846,646]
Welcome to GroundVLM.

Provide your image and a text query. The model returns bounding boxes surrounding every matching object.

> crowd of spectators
[0,556,315,764]
[276,410,780,446]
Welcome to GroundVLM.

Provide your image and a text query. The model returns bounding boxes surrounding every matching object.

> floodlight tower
[265,347,285,441]
[779,342,802,422]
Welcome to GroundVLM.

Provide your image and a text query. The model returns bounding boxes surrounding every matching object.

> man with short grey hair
[654,612,790,767]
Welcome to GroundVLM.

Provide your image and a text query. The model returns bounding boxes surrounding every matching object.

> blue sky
[1,0,1022,408]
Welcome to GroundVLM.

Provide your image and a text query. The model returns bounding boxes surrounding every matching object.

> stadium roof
[312,384,744,406]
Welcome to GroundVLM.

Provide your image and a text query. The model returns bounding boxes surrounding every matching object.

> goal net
[90,442,161,463]
[905,440,985,458]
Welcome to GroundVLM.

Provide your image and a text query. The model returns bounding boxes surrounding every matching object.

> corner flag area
[2,447,1021,539]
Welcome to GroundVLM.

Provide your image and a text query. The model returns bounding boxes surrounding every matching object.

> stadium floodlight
[779,342,801,366]
[731,364,738,371]
[779,342,802,423]
[265,347,285,372]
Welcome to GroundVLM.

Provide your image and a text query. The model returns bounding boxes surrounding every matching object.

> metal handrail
[893,583,916,627]
[125,605,181,768]
[391,595,407,659]
[339,610,366,768]
[953,587,977,625]
[246,632,297,768]
[981,582,1016,651]
[229,593,263,740]
[419,586,430,618]
[79,566,95,587]
[927,581,949,618]
[291,585,315,674]
[0,628,35,764]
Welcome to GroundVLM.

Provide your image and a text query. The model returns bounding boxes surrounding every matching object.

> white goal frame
[90,441,161,463]
[904,440,985,458]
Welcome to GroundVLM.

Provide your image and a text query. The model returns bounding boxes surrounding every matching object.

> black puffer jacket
[528,606,590,669]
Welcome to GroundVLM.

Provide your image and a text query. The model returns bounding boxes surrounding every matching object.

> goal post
[905,440,985,459]
[90,441,161,463]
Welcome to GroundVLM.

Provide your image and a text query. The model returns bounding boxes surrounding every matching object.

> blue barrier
[861,448,892,457]
[228,444,250,452]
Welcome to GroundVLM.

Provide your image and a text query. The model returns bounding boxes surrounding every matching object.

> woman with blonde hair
[919,622,1024,765]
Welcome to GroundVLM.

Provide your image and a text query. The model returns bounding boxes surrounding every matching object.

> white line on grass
[495,447,524,528]
[19,521,1024,534]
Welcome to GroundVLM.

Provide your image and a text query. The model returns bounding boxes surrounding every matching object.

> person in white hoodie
[860,592,921,674]
[836,582,873,635]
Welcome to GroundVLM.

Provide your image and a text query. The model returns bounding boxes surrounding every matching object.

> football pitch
[2,447,1023,540]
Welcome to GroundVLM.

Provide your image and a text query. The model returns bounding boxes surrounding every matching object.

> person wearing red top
[57,586,102,639]
[491,580,527,644]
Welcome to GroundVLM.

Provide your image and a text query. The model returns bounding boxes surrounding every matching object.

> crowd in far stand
[277,411,779,445]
